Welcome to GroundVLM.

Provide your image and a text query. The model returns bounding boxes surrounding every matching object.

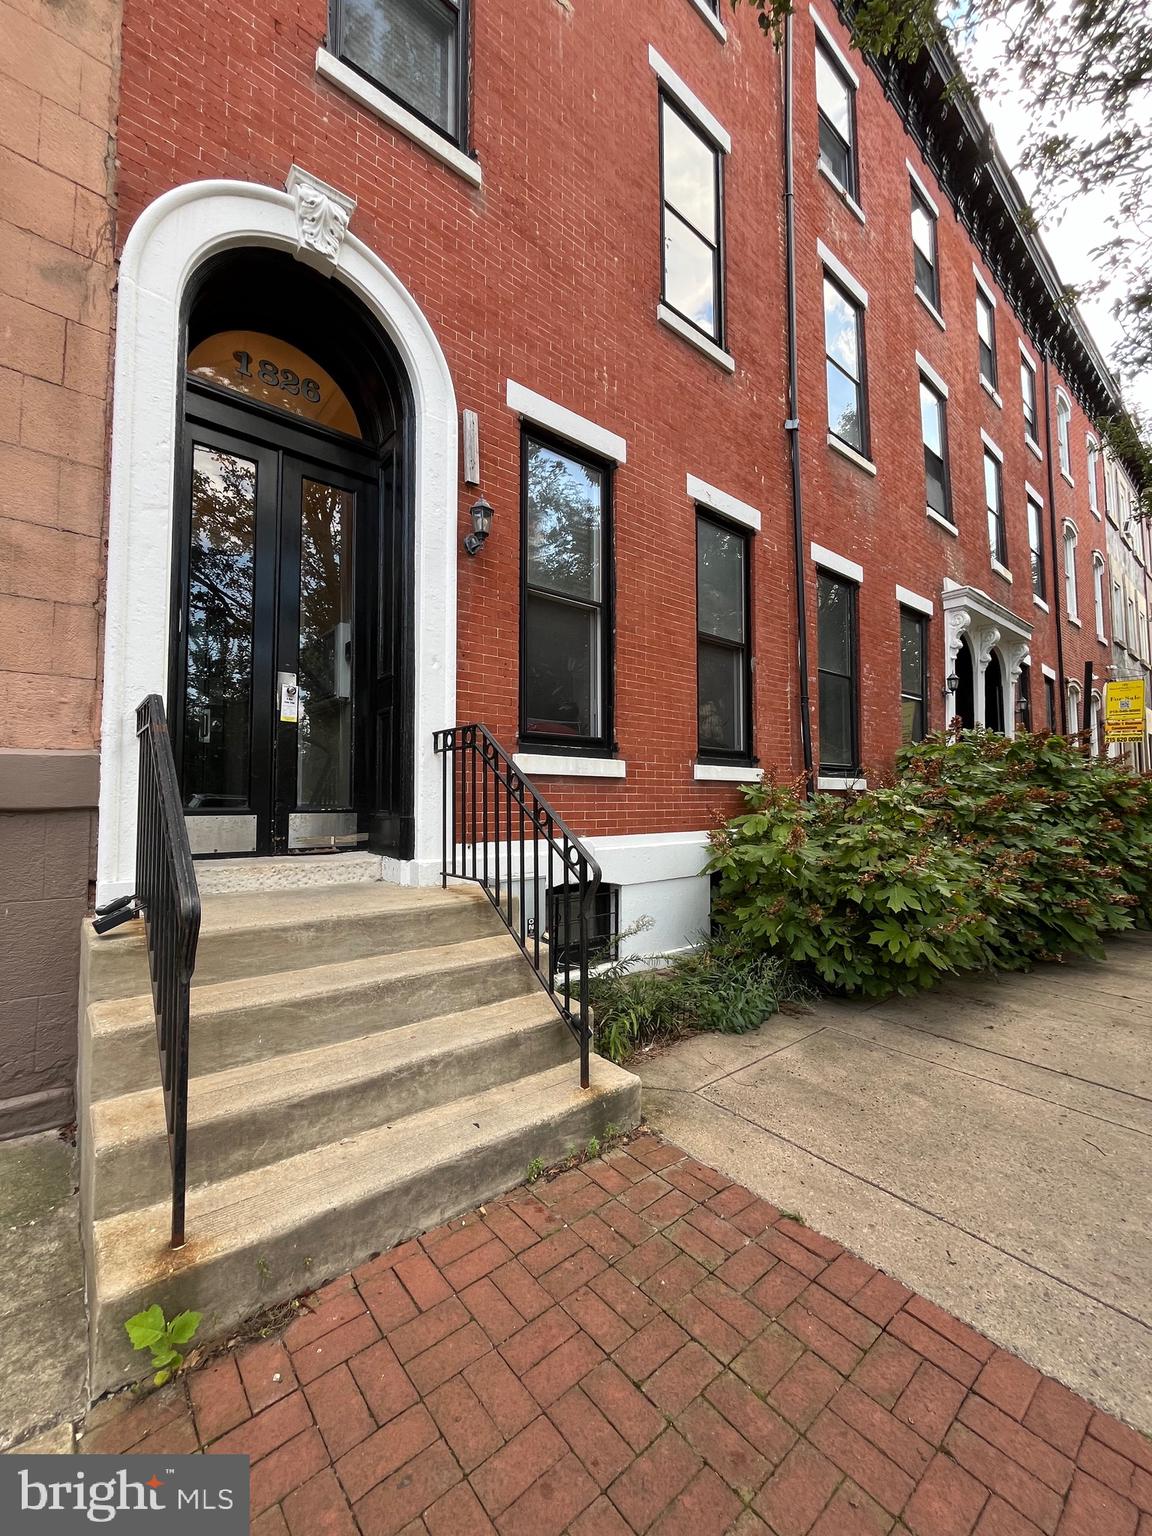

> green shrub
[708,730,1152,997]
[590,931,808,1064]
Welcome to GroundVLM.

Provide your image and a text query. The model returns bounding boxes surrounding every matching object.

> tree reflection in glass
[298,480,354,808]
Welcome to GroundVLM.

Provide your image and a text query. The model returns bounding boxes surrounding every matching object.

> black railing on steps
[434,725,601,1090]
[126,696,201,1248]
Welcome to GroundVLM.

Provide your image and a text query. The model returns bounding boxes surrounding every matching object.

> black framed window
[1044,674,1057,731]
[697,513,752,761]
[919,376,950,523]
[984,449,1007,566]
[1027,494,1045,599]
[549,883,619,968]
[976,287,998,388]
[520,431,612,751]
[910,187,938,309]
[332,0,466,142]
[660,95,724,344]
[824,275,868,455]
[1020,356,1038,443]
[899,608,928,745]
[817,572,858,775]
[815,41,857,198]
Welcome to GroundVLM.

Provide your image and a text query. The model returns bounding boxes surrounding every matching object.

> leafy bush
[708,730,1152,997]
[591,930,808,1064]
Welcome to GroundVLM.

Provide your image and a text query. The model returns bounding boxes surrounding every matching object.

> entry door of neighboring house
[172,397,379,857]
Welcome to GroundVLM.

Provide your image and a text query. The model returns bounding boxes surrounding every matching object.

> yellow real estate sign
[1104,679,1147,741]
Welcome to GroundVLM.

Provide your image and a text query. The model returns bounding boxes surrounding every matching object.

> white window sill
[927,508,959,537]
[817,775,867,792]
[657,304,735,372]
[991,559,1013,584]
[827,434,876,476]
[818,163,865,225]
[914,287,945,330]
[315,49,482,187]
[1096,631,1108,646]
[979,376,1003,409]
[1067,614,1082,629]
[694,762,764,783]
[686,0,727,40]
[1090,505,1102,521]
[513,753,626,779]
[1033,594,1050,613]
[1025,436,1043,462]
[1061,469,1076,489]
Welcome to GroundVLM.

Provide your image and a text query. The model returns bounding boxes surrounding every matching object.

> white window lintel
[810,4,860,86]
[648,46,731,152]
[506,380,627,463]
[980,429,1004,462]
[818,240,868,307]
[1025,481,1044,506]
[687,474,761,531]
[973,263,997,307]
[811,542,863,583]
[916,353,948,399]
[896,584,934,616]
[906,160,939,218]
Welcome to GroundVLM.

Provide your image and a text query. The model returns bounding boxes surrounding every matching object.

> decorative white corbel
[285,165,357,273]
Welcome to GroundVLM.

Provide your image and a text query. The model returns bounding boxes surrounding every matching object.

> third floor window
[1020,355,1038,445]
[660,95,724,344]
[976,287,997,389]
[824,275,868,456]
[816,41,857,198]
[919,375,950,523]
[910,187,939,310]
[334,0,465,141]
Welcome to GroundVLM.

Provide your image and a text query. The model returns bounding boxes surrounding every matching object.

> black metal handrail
[434,725,601,1089]
[135,695,201,1247]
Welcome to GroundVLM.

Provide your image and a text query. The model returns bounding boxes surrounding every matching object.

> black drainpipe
[784,11,815,791]
[1042,352,1069,730]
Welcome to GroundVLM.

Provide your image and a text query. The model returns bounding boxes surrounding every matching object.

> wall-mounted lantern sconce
[464,495,494,557]
[944,671,959,697]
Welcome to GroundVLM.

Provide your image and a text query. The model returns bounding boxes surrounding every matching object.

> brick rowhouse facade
[0,0,1147,1133]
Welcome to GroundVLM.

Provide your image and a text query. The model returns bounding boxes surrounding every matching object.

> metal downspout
[1042,353,1069,730]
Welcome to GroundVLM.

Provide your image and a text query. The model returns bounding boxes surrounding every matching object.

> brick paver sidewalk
[81,1134,1152,1534]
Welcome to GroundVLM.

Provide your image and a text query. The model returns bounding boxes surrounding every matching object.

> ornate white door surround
[96,174,458,901]
[942,582,1032,731]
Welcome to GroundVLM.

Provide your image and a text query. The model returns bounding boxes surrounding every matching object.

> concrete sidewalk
[638,934,1152,1437]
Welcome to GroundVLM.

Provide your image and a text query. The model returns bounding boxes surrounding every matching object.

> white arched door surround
[97,176,458,901]
[941,582,1031,735]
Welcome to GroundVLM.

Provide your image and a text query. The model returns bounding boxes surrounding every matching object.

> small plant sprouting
[585,1136,600,1160]
[123,1304,202,1387]
[778,1210,804,1224]
[255,1256,272,1284]
[604,1123,620,1141]
[526,1157,545,1182]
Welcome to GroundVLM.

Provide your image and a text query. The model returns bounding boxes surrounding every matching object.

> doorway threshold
[195,851,384,895]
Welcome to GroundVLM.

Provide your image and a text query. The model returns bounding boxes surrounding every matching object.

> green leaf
[150,1345,181,1370]
[167,1310,202,1345]
[125,1304,166,1352]
[153,1367,172,1387]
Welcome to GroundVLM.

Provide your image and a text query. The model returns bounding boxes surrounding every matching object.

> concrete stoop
[79,882,640,1396]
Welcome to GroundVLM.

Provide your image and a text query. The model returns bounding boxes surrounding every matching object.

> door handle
[278,671,299,723]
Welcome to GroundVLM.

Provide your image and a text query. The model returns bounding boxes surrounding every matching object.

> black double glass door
[174,406,379,857]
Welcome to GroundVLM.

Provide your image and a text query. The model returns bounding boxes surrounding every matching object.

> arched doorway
[174,249,413,859]
[984,652,1005,733]
[954,637,975,729]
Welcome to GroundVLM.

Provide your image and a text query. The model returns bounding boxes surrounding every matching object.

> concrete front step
[85,934,537,1100]
[89,1055,641,1394]
[88,993,571,1219]
[195,853,384,894]
[85,882,502,1002]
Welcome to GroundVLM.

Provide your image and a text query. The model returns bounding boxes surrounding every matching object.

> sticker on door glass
[279,682,299,723]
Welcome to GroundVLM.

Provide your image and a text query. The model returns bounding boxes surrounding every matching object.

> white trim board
[693,763,765,783]
[972,263,998,306]
[817,240,868,306]
[896,584,934,616]
[647,46,731,151]
[687,474,761,530]
[980,429,1004,461]
[916,352,948,398]
[686,0,727,41]
[506,380,627,463]
[657,305,736,372]
[906,160,939,218]
[512,753,627,779]
[810,4,860,85]
[811,542,864,583]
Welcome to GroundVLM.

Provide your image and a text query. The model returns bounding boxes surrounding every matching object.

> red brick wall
[111,0,1110,836]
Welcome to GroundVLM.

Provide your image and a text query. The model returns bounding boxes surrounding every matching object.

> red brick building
[0,0,1146,1135]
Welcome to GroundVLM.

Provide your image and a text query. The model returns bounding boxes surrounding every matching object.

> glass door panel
[297,480,354,810]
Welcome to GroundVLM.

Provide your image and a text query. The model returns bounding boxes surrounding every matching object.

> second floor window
[521,432,611,751]
[1027,494,1045,600]
[985,449,1006,566]
[660,96,724,343]
[976,288,997,389]
[816,41,857,197]
[824,275,867,455]
[919,376,950,522]
[1045,674,1057,731]
[1093,553,1106,640]
[335,0,465,140]
[1063,522,1079,618]
[900,608,927,745]
[697,514,751,760]
[1021,356,1038,444]
[910,187,939,309]
[817,572,858,776]
[1057,393,1072,476]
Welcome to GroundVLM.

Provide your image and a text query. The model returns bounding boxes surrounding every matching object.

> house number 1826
[233,350,322,404]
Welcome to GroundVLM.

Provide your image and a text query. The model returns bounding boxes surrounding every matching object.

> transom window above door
[188,331,363,437]
[332,0,465,141]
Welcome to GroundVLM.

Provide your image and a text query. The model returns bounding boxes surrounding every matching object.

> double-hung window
[332,0,466,141]
[1093,553,1106,641]
[1027,493,1045,600]
[1057,392,1072,477]
[815,40,857,198]
[1063,522,1079,619]
[984,448,1006,566]
[1020,355,1038,445]
[660,95,724,344]
[910,187,939,310]
[697,514,752,761]
[976,287,997,390]
[1113,579,1125,646]
[919,375,950,522]
[817,572,859,775]
[824,275,868,455]
[1087,438,1100,513]
[1044,674,1057,731]
[520,431,611,751]
[899,608,927,745]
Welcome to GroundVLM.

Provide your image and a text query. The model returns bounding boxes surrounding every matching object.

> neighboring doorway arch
[984,650,1006,733]
[97,177,458,900]
[954,637,975,729]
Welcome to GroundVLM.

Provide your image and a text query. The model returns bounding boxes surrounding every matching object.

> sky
[963,24,1152,417]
